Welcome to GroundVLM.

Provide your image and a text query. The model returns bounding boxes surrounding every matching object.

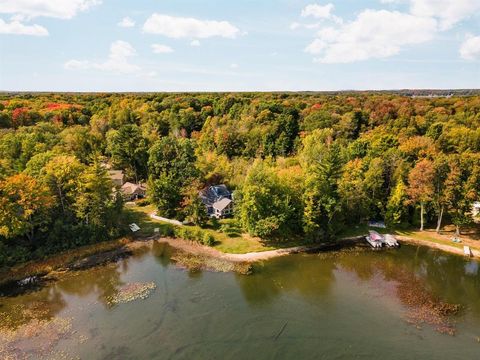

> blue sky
[0,0,479,91]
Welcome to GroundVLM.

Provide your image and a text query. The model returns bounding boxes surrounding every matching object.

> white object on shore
[129,223,140,232]
[464,246,472,257]
[154,228,160,233]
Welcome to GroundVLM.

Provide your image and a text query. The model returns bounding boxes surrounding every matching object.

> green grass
[125,204,309,254]
[123,203,174,238]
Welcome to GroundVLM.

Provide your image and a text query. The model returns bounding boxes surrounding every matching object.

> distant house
[109,170,125,187]
[473,202,480,219]
[199,185,234,218]
[121,182,147,201]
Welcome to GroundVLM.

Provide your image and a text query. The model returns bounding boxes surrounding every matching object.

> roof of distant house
[121,182,146,195]
[199,184,232,206]
[213,198,232,211]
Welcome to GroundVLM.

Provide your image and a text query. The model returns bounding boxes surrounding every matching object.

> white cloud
[290,22,321,30]
[409,0,480,30]
[0,0,101,20]
[0,0,101,36]
[460,35,480,60]
[0,18,48,35]
[301,3,333,19]
[379,0,480,30]
[301,3,342,24]
[230,63,239,69]
[305,10,437,63]
[143,13,240,39]
[190,40,201,47]
[64,40,140,73]
[118,16,135,28]
[151,43,174,54]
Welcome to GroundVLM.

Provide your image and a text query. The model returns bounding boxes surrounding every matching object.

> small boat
[366,230,384,248]
[464,246,472,257]
[384,234,400,248]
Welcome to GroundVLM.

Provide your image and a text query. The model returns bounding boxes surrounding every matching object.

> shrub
[136,199,150,207]
[202,233,215,246]
[173,226,215,247]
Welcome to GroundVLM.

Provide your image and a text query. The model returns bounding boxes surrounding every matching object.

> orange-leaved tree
[407,159,434,231]
[0,173,55,243]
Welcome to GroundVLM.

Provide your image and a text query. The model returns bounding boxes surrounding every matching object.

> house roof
[121,182,146,195]
[199,184,232,206]
[213,198,232,211]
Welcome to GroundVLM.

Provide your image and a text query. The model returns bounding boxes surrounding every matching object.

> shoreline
[0,233,477,290]
[395,235,480,259]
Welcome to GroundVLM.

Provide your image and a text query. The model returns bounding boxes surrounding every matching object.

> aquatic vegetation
[170,251,252,275]
[105,282,157,306]
[397,273,461,335]
[0,305,77,359]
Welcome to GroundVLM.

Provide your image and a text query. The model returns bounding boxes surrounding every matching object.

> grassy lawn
[125,203,307,254]
[123,203,175,238]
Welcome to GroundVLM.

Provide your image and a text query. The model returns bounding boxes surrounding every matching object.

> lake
[1,242,479,359]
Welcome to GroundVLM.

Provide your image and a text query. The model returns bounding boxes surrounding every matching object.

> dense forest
[0,92,479,267]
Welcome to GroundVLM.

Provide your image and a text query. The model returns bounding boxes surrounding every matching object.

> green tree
[106,124,148,182]
[43,155,85,215]
[444,156,479,235]
[385,179,409,226]
[338,159,369,223]
[303,143,343,241]
[181,179,208,226]
[149,174,182,218]
[239,160,301,238]
[74,162,117,227]
[148,137,197,217]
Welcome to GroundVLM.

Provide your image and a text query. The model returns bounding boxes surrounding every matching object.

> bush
[202,233,215,246]
[136,199,150,207]
[173,226,215,247]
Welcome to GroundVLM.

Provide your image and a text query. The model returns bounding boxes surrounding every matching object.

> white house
[199,185,234,219]
[473,202,480,220]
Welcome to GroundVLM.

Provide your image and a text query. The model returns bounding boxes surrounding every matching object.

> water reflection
[235,255,336,306]
[1,242,480,359]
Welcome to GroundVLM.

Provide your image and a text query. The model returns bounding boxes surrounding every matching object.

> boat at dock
[366,230,383,248]
[365,231,400,248]
[384,234,400,248]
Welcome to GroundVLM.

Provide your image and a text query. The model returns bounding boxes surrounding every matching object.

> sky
[0,0,479,92]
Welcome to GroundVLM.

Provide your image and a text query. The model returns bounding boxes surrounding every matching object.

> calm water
[1,243,480,359]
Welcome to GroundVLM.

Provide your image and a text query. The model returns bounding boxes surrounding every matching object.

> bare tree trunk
[455,225,460,236]
[420,202,424,231]
[436,206,444,234]
[57,183,65,213]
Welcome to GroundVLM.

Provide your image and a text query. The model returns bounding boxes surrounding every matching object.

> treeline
[0,93,479,266]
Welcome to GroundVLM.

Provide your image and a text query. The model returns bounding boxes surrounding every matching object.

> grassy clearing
[123,203,174,237]
[126,204,308,254]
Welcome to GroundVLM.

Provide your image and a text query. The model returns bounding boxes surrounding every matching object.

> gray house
[121,182,147,201]
[199,185,234,218]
